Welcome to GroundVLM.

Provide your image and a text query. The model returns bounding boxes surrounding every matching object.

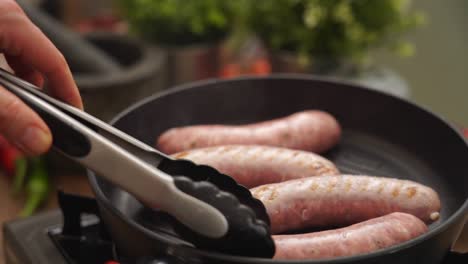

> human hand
[0,0,82,155]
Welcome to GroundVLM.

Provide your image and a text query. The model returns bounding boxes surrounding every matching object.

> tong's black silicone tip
[173,176,275,258]
[158,158,271,226]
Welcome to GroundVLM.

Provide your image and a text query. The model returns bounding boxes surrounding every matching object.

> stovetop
[4,211,108,264]
[2,192,466,264]
[3,192,117,264]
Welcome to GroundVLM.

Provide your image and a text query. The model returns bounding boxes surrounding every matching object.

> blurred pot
[75,31,168,121]
[17,1,169,172]
[270,51,410,99]
[18,0,169,120]
[18,0,122,75]
[162,43,221,86]
[47,31,168,174]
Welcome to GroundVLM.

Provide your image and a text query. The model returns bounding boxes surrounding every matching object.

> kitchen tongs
[0,68,275,258]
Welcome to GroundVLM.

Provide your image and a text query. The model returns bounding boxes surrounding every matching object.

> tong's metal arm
[0,68,166,165]
[0,69,228,238]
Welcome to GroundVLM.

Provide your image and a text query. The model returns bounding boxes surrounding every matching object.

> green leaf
[117,0,236,45]
[19,157,49,217]
[247,0,426,64]
[12,158,27,195]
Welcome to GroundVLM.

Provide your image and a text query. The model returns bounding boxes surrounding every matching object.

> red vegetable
[463,128,468,138]
[249,58,271,75]
[0,135,16,176]
[0,135,28,194]
[219,63,242,78]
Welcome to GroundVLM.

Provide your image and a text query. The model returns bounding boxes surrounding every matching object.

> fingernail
[19,126,52,154]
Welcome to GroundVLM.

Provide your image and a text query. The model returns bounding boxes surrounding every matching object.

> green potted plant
[245,0,426,97]
[117,0,239,85]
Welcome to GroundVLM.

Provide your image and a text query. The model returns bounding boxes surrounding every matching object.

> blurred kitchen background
[1,0,467,225]
[10,0,468,125]
[0,1,467,261]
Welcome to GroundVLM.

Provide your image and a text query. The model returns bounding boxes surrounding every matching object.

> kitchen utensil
[0,69,274,258]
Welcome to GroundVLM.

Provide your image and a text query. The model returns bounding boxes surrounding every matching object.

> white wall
[375,0,468,125]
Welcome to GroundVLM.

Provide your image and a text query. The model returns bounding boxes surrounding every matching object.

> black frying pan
[87,75,468,264]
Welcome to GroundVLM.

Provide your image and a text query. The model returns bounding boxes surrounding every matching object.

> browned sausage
[156,110,341,154]
[172,145,340,188]
[273,212,428,260]
[251,175,440,234]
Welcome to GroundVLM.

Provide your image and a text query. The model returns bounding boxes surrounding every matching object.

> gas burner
[48,192,115,264]
[48,220,114,264]
[3,191,118,264]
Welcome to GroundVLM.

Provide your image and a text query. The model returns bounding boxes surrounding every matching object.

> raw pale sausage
[172,145,340,188]
[156,110,341,154]
[273,212,428,260]
[251,175,440,234]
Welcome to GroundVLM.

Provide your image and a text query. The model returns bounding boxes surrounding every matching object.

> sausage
[273,212,428,260]
[251,175,440,234]
[172,145,340,188]
[156,110,341,154]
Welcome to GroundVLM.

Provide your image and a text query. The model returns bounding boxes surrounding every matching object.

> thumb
[0,85,52,155]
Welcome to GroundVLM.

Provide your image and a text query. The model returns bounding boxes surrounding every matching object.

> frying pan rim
[87,74,468,263]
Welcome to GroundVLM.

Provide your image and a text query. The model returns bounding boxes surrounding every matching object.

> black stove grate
[48,221,115,264]
[49,191,117,264]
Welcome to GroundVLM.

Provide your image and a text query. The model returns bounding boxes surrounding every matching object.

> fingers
[0,2,83,109]
[0,85,52,155]
[4,55,44,87]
